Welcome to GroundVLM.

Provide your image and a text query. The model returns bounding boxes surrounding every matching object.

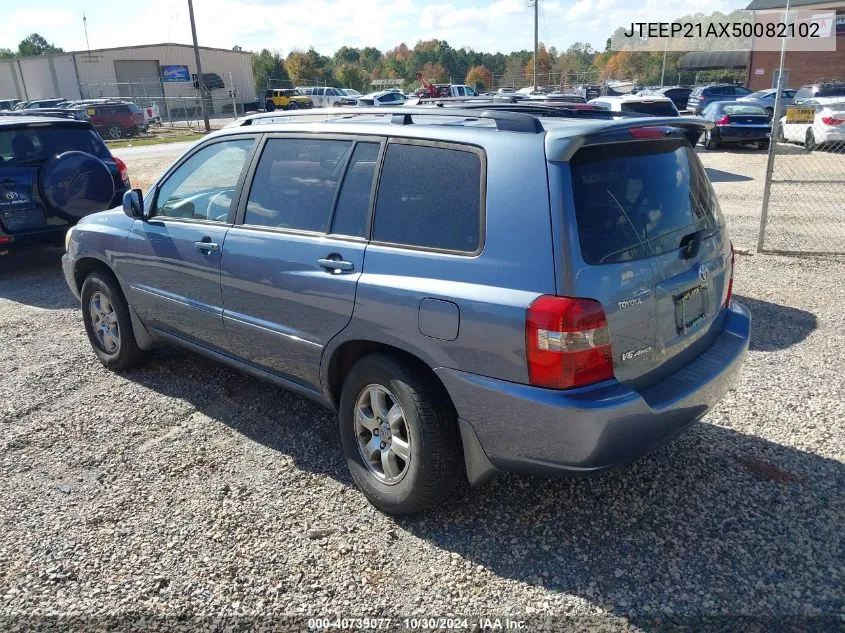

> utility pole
[187,0,210,132]
[531,0,539,90]
[758,0,791,252]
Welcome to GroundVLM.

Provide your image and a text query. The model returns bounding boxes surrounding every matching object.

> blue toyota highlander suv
[62,106,750,514]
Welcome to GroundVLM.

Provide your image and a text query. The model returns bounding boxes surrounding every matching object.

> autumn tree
[419,62,448,84]
[524,43,552,86]
[465,65,492,91]
[252,49,289,91]
[286,48,327,85]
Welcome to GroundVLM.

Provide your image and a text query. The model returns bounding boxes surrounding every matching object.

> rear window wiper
[679,227,719,259]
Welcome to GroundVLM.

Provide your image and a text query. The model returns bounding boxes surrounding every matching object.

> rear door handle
[318,257,354,272]
[194,240,220,253]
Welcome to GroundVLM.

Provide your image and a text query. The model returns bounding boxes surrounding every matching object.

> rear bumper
[436,301,750,478]
[0,225,68,252]
[715,127,770,143]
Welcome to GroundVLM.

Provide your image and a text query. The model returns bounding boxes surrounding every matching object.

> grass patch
[105,132,205,149]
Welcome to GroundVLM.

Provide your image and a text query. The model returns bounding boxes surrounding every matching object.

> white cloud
[1,0,749,56]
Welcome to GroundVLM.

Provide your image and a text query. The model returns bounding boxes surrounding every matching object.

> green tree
[0,48,15,59]
[286,48,327,85]
[335,63,369,92]
[252,49,289,91]
[17,33,63,57]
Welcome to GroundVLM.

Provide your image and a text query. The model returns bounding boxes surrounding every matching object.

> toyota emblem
[698,265,709,282]
[4,191,19,200]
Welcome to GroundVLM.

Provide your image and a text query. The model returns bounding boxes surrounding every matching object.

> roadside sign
[755,68,765,75]
[786,106,816,123]
[161,65,190,82]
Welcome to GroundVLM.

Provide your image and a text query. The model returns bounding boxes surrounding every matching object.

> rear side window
[128,104,142,114]
[331,142,380,237]
[373,143,482,252]
[570,139,722,264]
[620,101,678,116]
[245,138,353,232]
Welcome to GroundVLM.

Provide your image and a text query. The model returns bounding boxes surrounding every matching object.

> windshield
[570,139,722,264]
[0,126,111,165]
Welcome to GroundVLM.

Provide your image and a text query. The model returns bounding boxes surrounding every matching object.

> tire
[265,100,275,112]
[338,354,463,515]
[106,125,123,140]
[757,139,770,151]
[805,129,816,152]
[777,123,785,142]
[80,271,148,371]
[703,130,719,150]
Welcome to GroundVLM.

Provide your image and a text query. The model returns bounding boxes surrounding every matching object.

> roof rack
[241,106,546,133]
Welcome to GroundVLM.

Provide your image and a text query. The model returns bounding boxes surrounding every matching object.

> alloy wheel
[89,291,120,354]
[354,384,411,484]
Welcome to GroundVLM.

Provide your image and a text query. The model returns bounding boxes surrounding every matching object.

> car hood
[76,207,134,230]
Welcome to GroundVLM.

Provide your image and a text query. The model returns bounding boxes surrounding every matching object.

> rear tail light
[821,116,845,126]
[716,115,730,125]
[525,296,614,389]
[113,156,130,187]
[725,242,735,306]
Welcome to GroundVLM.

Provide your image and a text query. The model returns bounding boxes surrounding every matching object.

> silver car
[737,88,796,115]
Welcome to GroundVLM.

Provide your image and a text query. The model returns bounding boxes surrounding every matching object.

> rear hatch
[560,131,732,390]
[0,123,121,233]
[720,105,770,128]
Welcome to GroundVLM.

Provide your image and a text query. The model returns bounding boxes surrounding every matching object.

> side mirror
[122,188,144,220]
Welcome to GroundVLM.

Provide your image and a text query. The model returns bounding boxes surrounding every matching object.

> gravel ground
[0,147,843,631]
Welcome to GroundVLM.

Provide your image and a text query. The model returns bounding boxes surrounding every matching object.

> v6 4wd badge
[622,346,652,361]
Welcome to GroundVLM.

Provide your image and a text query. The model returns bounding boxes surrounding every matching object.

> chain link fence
[758,94,845,254]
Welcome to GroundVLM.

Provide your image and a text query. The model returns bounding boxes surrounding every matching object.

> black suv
[0,116,130,254]
[687,84,752,114]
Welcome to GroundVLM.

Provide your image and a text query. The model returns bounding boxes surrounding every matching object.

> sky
[2,0,750,56]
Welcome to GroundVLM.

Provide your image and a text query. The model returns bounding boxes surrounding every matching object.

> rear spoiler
[546,117,714,162]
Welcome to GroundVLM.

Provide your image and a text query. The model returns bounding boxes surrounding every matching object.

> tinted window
[245,138,353,232]
[373,143,482,252]
[128,104,143,114]
[154,139,254,221]
[331,142,380,237]
[620,101,678,116]
[570,139,722,264]
[723,104,767,115]
[0,126,111,164]
[734,87,751,95]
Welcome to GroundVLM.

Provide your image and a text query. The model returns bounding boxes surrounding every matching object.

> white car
[589,94,680,117]
[777,97,845,151]
[297,87,348,107]
[355,90,407,107]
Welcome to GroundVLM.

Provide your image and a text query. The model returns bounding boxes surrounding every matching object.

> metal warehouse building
[1,43,257,113]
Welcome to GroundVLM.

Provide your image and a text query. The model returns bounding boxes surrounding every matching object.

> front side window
[373,143,482,252]
[244,138,353,232]
[153,139,255,221]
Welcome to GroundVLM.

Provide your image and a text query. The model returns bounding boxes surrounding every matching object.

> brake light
[716,115,730,125]
[725,242,735,306]
[113,156,130,187]
[0,236,11,243]
[821,116,845,126]
[525,296,614,389]
[699,95,708,100]
[630,126,670,139]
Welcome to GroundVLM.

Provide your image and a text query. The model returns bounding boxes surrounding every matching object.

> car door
[125,136,258,351]
[220,135,382,391]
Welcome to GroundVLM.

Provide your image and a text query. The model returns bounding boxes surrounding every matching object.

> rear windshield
[0,125,111,165]
[570,139,722,264]
[127,104,143,114]
[620,101,677,116]
[723,104,767,115]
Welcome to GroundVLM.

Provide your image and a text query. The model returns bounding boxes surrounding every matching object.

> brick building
[745,0,845,90]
